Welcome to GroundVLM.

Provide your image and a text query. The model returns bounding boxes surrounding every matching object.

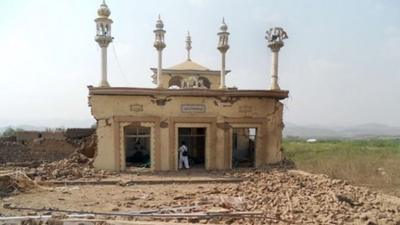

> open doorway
[124,126,151,168]
[232,128,256,168]
[178,128,206,168]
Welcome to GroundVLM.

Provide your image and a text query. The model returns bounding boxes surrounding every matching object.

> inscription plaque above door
[181,104,206,113]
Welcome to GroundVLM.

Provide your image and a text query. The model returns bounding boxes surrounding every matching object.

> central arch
[168,76,183,88]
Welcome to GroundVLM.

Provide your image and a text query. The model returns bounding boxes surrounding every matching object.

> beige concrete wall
[93,118,117,170]
[16,131,40,142]
[16,131,65,142]
[265,101,284,163]
[90,96,278,119]
[160,126,170,171]
[90,94,284,171]
[41,132,66,140]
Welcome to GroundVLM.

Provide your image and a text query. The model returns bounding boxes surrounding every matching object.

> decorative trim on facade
[216,122,231,130]
[130,104,143,112]
[213,96,240,107]
[150,96,172,106]
[160,120,169,128]
[127,121,141,127]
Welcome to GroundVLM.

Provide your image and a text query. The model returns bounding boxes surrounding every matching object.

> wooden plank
[3,206,263,219]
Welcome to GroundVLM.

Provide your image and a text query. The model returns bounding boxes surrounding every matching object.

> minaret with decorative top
[185,31,192,61]
[266,27,288,90]
[217,18,230,89]
[153,15,166,88]
[94,0,113,87]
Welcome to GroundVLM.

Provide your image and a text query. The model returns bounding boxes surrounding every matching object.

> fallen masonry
[1,163,400,224]
[0,138,399,224]
[31,152,106,181]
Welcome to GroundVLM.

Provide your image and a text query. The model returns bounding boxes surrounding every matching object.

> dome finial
[156,14,164,29]
[186,31,192,61]
[220,17,228,31]
[97,0,111,18]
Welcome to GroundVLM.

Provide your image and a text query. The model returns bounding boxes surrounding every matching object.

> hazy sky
[1,0,399,128]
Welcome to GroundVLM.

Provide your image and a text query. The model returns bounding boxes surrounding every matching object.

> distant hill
[284,123,400,139]
[0,123,92,134]
[0,119,95,134]
[0,125,48,135]
[0,125,48,132]
[2,122,400,139]
[339,123,400,138]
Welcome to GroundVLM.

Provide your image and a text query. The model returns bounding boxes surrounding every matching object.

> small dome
[97,1,111,18]
[156,16,164,29]
[220,18,228,31]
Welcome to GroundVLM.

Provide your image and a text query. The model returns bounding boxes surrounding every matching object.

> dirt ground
[0,136,399,224]
[2,168,400,225]
[1,181,220,214]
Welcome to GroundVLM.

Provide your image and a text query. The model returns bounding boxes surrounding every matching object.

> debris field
[1,136,400,224]
[1,166,400,224]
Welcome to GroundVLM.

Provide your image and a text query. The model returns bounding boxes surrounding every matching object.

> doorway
[178,128,206,168]
[124,126,151,168]
[232,128,256,168]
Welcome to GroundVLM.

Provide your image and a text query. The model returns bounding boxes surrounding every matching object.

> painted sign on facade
[181,104,206,113]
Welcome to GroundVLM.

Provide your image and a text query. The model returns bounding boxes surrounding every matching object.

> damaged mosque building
[88,1,289,171]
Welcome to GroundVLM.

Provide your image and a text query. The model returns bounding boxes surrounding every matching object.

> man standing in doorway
[179,141,190,169]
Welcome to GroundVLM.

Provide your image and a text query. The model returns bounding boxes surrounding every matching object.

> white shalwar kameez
[179,145,190,169]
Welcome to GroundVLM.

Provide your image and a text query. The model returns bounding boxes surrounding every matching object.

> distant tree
[55,127,65,132]
[44,127,65,132]
[2,127,16,137]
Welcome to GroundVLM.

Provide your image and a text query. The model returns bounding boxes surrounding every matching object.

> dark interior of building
[125,126,151,167]
[232,128,256,167]
[178,127,206,167]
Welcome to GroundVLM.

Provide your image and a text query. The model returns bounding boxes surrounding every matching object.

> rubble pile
[204,170,400,224]
[75,135,97,158]
[64,128,95,140]
[33,152,105,180]
[139,169,400,224]
[0,134,102,181]
[0,172,39,197]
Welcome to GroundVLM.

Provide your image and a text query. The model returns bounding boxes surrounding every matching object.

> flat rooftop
[88,86,289,100]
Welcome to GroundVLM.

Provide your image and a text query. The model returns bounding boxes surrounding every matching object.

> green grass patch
[283,138,400,196]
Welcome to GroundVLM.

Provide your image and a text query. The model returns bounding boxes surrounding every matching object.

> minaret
[217,18,230,89]
[186,31,192,61]
[94,0,113,87]
[266,27,288,90]
[153,15,166,88]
